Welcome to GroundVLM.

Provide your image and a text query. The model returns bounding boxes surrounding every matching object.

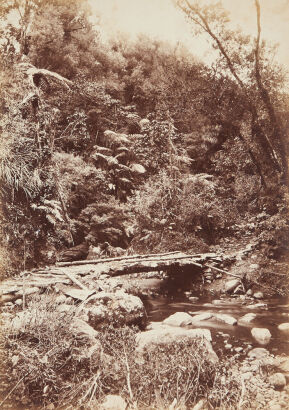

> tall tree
[176,0,288,186]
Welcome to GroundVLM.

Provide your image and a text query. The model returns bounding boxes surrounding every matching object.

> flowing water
[142,280,289,357]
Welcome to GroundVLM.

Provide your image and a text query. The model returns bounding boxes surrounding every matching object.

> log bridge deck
[0,251,229,301]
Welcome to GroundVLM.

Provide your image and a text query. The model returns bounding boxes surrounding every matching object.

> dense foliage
[0,0,288,276]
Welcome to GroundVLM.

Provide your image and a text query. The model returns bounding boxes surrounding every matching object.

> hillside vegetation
[0,0,288,293]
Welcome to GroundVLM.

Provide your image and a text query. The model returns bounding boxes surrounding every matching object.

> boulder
[238,313,257,324]
[82,290,146,328]
[225,279,240,293]
[163,312,194,327]
[251,328,272,345]
[269,373,286,389]
[246,289,253,296]
[253,291,264,299]
[101,395,127,410]
[214,313,237,326]
[135,325,218,364]
[278,323,289,333]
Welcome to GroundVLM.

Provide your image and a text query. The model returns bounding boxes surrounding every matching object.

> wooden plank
[56,250,184,267]
[59,270,89,290]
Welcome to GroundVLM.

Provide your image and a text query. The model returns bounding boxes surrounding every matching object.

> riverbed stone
[269,373,286,389]
[247,303,267,309]
[224,343,232,349]
[278,323,289,333]
[246,289,253,296]
[163,312,194,327]
[225,279,240,293]
[253,291,264,299]
[238,313,257,324]
[189,296,199,302]
[251,328,272,345]
[215,313,237,326]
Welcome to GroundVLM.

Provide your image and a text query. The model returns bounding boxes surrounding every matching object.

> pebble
[235,347,243,353]
[14,299,23,306]
[188,296,199,302]
[224,343,232,349]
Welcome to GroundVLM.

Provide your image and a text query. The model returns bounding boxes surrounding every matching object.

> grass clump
[2,296,249,409]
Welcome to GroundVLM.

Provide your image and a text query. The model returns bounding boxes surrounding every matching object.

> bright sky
[89,0,289,68]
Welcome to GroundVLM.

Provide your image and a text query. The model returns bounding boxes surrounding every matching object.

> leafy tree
[176,0,288,187]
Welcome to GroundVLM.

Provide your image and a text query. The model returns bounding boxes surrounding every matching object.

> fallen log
[56,250,184,267]
[98,258,203,277]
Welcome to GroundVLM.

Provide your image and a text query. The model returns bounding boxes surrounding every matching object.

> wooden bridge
[0,251,232,303]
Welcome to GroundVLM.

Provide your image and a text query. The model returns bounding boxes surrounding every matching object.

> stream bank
[0,246,289,409]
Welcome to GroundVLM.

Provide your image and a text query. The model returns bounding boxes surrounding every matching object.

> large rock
[135,325,218,364]
[269,373,286,389]
[278,323,289,333]
[251,328,272,345]
[81,290,146,328]
[225,279,240,293]
[163,312,194,327]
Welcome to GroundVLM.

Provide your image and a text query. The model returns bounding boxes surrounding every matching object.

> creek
[141,278,289,357]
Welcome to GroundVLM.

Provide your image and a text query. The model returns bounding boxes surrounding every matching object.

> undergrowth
[1,295,259,409]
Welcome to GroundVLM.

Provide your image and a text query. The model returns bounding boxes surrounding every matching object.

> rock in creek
[251,328,272,345]
[238,313,257,324]
[278,323,289,333]
[163,312,194,327]
[214,313,237,326]
[253,291,264,299]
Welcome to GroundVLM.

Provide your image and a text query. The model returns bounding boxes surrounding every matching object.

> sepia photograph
[0,0,289,408]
